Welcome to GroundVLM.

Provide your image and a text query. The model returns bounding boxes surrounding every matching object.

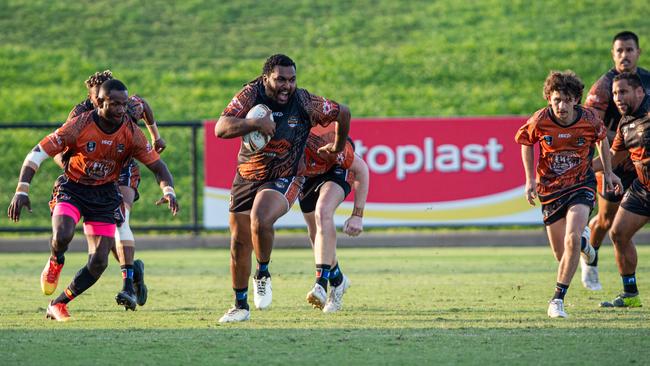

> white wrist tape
[24,144,49,169]
[163,186,176,197]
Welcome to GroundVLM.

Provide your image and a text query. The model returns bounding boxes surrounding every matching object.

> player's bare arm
[145,159,179,216]
[8,144,51,222]
[595,138,623,194]
[139,98,166,153]
[343,154,369,237]
[215,112,275,139]
[317,104,351,155]
[520,145,537,206]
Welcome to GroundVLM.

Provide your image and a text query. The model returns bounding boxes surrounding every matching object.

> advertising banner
[204,117,541,228]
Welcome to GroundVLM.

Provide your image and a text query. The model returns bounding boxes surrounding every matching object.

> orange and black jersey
[68,95,146,121]
[304,124,355,178]
[221,80,341,181]
[585,67,650,136]
[515,106,606,202]
[612,96,650,190]
[39,110,160,186]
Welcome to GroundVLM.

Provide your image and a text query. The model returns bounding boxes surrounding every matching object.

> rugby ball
[243,104,273,151]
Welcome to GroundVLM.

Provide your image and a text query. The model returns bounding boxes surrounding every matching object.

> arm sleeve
[220,84,258,118]
[38,118,79,156]
[127,95,146,121]
[132,126,161,165]
[300,89,341,127]
[611,128,626,151]
[514,117,537,146]
[584,77,610,112]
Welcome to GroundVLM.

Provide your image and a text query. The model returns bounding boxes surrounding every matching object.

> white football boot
[253,276,272,310]
[323,275,351,313]
[306,283,327,309]
[218,307,250,323]
[579,226,596,265]
[580,256,602,290]
[547,299,568,318]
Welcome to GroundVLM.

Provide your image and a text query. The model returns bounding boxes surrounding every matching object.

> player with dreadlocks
[54,70,167,310]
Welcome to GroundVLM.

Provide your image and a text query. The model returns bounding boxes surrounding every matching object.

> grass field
[1,246,649,365]
[2,1,650,229]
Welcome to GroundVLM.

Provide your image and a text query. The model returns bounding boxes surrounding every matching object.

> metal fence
[0,122,203,234]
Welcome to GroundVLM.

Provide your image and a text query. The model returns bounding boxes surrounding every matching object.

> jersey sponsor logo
[550,151,581,175]
[84,160,115,179]
[273,112,283,118]
[287,116,299,128]
[543,135,553,146]
[101,140,113,145]
[558,133,571,138]
[146,143,153,152]
[86,141,96,152]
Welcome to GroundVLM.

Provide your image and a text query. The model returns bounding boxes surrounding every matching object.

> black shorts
[597,160,636,203]
[118,158,141,202]
[541,187,596,225]
[620,179,650,217]
[229,172,304,213]
[49,175,124,224]
[299,166,351,213]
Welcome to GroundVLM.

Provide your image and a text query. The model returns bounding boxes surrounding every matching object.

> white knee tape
[116,209,135,242]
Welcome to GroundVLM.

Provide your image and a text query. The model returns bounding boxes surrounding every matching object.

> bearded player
[215,54,350,323]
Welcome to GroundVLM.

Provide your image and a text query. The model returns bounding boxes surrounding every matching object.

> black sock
[53,266,99,305]
[51,252,65,265]
[622,273,638,294]
[234,287,249,310]
[552,282,569,300]
[329,262,344,287]
[316,264,331,291]
[580,235,588,251]
[254,261,270,279]
[121,265,135,294]
[588,248,599,267]
[133,260,143,283]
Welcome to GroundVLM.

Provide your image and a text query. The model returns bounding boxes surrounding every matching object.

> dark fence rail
[0,121,204,234]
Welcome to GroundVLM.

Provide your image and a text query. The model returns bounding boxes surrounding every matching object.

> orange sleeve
[299,89,341,127]
[221,84,258,118]
[514,116,537,146]
[131,125,160,165]
[38,117,80,156]
[127,95,146,121]
[339,141,355,169]
[611,129,626,151]
[584,76,610,112]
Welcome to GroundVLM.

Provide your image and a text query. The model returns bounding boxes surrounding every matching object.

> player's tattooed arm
[145,159,179,216]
